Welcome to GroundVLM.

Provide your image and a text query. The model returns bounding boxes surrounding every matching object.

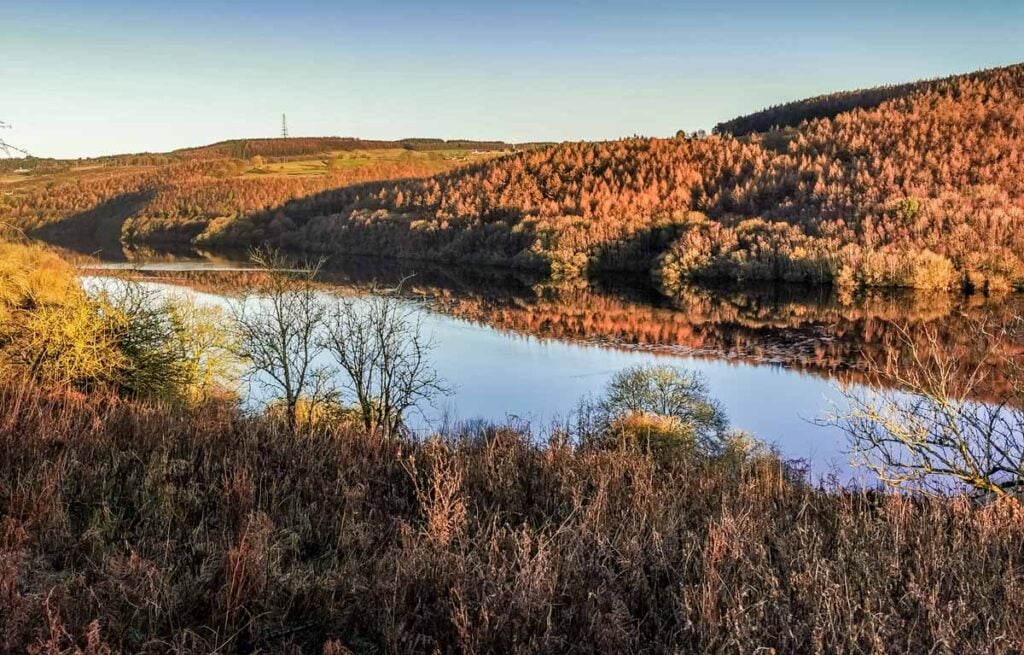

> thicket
[0,242,231,402]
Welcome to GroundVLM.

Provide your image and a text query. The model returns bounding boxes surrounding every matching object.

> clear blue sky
[4,0,1023,158]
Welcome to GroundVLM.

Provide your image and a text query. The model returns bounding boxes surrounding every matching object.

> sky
[3,0,1024,159]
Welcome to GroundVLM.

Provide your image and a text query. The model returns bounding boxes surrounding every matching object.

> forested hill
[4,63,1024,292]
[0,143,515,254]
[713,64,1017,137]
[202,63,1024,292]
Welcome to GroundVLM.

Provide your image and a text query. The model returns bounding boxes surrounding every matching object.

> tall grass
[2,380,1023,653]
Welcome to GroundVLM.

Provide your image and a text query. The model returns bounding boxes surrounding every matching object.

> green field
[240,147,508,178]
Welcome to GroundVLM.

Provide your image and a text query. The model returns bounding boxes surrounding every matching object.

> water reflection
[77,247,1023,479]
[437,281,1024,402]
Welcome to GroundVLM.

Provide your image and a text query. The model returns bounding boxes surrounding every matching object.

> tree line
[197,64,1024,292]
[4,64,1024,292]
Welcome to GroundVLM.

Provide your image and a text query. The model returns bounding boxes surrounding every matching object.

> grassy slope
[3,382,1024,653]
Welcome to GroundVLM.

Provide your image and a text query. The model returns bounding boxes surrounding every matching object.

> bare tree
[833,320,1024,498]
[321,287,450,438]
[230,248,332,430]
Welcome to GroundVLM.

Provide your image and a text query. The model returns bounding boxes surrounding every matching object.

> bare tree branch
[831,316,1024,498]
[230,247,332,431]
[321,287,451,438]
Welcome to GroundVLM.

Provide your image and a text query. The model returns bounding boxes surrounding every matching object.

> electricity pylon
[0,121,30,158]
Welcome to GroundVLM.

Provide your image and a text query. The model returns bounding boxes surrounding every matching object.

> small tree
[834,320,1024,498]
[163,296,238,403]
[99,281,188,399]
[596,364,729,455]
[321,287,450,438]
[230,248,331,430]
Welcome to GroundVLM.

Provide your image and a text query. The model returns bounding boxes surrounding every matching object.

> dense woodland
[206,64,1024,291]
[4,64,1024,292]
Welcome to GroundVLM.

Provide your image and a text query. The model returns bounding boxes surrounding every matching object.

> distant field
[1,164,157,191]
[0,138,522,249]
[240,147,508,178]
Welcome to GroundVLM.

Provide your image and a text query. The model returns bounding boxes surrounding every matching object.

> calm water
[80,251,1024,481]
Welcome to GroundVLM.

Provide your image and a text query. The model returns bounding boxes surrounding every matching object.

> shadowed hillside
[5,64,1024,292]
[710,65,1012,136]
[0,149,499,256]
[195,64,1024,291]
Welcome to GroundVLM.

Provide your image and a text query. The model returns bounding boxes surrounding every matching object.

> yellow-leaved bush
[0,241,236,402]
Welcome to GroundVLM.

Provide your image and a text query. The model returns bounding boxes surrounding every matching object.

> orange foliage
[5,65,1024,291]
[202,65,1024,290]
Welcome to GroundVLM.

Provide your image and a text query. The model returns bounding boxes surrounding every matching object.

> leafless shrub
[834,318,1024,497]
[321,286,451,438]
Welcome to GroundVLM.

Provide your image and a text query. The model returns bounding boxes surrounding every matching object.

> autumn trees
[4,64,1024,292]
[193,65,1024,291]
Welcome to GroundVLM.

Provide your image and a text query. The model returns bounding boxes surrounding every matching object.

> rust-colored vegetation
[5,65,1024,292]
[0,138,513,253]
[3,380,1024,653]
[199,64,1024,292]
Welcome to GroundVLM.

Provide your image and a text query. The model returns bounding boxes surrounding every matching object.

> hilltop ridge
[713,63,1024,136]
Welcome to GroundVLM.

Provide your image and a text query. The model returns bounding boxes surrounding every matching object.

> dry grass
[2,381,1024,653]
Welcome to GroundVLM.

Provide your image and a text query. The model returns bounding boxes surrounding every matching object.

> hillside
[173,136,529,160]
[0,141,513,254]
[195,63,1024,292]
[3,64,1024,291]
